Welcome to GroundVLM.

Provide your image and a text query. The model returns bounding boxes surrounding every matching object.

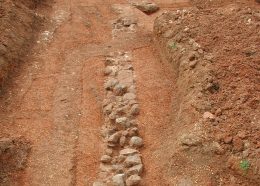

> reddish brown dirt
[154,0,260,185]
[0,0,112,185]
[191,0,259,9]
[0,137,31,185]
[0,0,259,185]
[0,0,46,88]
[0,0,189,185]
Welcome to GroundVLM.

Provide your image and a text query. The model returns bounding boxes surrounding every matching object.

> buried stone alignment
[94,52,143,186]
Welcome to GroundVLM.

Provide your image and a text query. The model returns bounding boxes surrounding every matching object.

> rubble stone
[133,2,159,14]
[108,132,121,144]
[112,174,125,186]
[101,155,112,163]
[124,154,142,167]
[126,164,143,176]
[126,174,141,186]
[129,136,143,148]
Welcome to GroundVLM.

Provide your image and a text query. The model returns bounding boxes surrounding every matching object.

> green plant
[169,42,177,49]
[240,159,250,172]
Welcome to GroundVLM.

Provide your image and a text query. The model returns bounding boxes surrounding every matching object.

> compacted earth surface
[0,0,259,185]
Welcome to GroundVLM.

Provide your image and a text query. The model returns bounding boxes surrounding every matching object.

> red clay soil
[154,0,260,185]
[0,0,47,88]
[0,137,31,185]
[0,0,259,185]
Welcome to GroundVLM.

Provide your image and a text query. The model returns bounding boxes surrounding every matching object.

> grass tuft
[240,159,250,172]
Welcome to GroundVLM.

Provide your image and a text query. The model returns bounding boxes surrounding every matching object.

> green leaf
[240,159,250,171]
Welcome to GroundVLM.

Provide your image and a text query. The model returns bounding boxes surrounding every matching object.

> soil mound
[154,2,260,185]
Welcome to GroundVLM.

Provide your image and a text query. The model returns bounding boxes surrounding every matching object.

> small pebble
[112,174,125,186]
[129,136,143,148]
[101,155,112,163]
[126,174,141,186]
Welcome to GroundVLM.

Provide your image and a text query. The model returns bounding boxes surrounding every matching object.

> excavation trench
[3,0,260,185]
[0,0,192,185]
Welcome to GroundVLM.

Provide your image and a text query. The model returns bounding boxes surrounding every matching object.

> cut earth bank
[154,0,260,185]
